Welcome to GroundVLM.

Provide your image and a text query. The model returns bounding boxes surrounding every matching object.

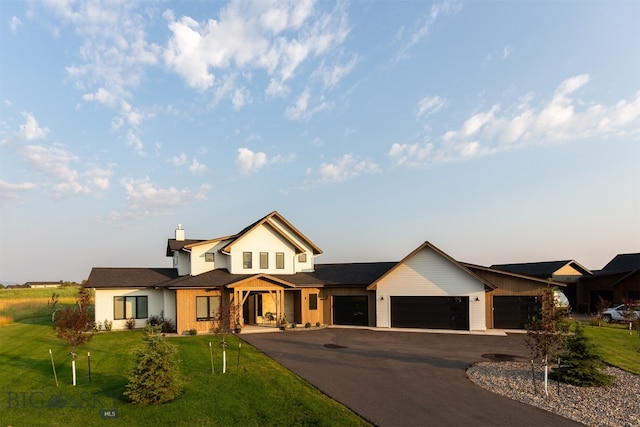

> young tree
[124,325,181,405]
[525,286,567,395]
[53,287,94,385]
[551,323,613,387]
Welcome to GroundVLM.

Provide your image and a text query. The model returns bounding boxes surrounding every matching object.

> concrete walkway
[241,328,581,427]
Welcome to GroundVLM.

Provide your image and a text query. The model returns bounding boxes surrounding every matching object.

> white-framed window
[243,252,252,269]
[276,252,284,269]
[205,253,214,262]
[114,296,148,320]
[260,252,268,269]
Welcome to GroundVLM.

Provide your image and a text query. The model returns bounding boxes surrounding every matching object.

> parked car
[601,304,640,323]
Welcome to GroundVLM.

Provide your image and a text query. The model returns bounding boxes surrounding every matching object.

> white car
[601,304,640,323]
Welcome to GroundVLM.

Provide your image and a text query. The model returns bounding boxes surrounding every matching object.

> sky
[1,0,639,284]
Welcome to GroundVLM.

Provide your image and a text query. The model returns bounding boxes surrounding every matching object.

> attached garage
[333,295,369,326]
[391,296,469,330]
[493,296,541,329]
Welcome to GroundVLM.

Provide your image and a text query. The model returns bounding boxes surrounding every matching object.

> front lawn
[581,323,640,374]
[0,317,370,426]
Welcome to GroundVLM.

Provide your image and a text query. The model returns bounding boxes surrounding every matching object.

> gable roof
[220,211,323,255]
[87,268,178,289]
[490,260,592,278]
[367,241,495,291]
[278,262,397,287]
[462,263,566,287]
[166,239,205,256]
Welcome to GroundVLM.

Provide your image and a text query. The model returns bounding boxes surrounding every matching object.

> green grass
[0,287,80,325]
[0,316,370,426]
[581,323,640,374]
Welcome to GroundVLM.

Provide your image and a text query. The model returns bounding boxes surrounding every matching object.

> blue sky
[1,0,639,284]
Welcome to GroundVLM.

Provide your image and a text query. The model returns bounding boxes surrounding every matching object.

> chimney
[175,224,185,241]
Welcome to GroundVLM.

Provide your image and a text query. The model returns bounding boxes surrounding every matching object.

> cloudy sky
[1,0,639,284]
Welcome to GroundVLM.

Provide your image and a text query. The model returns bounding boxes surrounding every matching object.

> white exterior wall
[163,289,177,323]
[190,241,227,275]
[228,225,297,275]
[94,288,165,330]
[374,248,486,331]
[175,251,191,276]
[267,218,316,272]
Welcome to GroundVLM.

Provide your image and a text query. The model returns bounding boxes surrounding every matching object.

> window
[276,252,284,269]
[205,252,214,262]
[243,252,252,269]
[298,253,307,263]
[309,294,318,310]
[260,252,269,269]
[114,296,148,320]
[196,296,221,321]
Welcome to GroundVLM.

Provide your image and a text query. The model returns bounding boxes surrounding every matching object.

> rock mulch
[467,361,640,427]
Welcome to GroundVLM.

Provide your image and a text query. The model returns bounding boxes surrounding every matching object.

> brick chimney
[175,224,185,241]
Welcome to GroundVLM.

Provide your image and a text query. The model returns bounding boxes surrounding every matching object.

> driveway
[241,328,581,427]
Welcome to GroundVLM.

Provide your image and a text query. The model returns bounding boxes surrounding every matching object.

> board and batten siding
[375,247,486,330]
[175,289,224,333]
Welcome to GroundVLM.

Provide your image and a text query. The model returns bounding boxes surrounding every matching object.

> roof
[87,268,178,289]
[462,263,566,287]
[599,253,640,273]
[490,260,592,278]
[367,241,495,291]
[278,262,397,287]
[165,211,323,257]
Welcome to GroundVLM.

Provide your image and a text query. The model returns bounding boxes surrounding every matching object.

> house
[576,253,640,312]
[25,281,62,288]
[87,211,568,333]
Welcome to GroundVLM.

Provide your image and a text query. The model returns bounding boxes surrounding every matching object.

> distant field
[0,286,82,326]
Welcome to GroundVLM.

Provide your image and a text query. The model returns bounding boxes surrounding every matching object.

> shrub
[188,329,197,336]
[147,315,176,334]
[316,322,321,327]
[551,323,614,387]
[125,318,136,329]
[124,325,181,405]
[305,322,311,329]
[103,319,113,331]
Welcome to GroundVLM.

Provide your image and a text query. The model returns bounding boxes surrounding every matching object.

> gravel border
[467,361,640,427]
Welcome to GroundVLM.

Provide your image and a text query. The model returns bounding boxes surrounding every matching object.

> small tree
[53,287,94,385]
[595,296,611,326]
[551,323,614,387]
[124,325,181,405]
[525,286,567,395]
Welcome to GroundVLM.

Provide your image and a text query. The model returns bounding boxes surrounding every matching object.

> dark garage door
[391,296,469,330]
[493,296,541,329]
[333,295,369,326]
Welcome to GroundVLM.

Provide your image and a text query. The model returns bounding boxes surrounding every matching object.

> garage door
[391,296,469,330]
[493,296,541,329]
[333,296,369,326]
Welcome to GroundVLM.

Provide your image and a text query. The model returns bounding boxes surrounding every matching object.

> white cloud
[188,159,207,175]
[20,143,89,197]
[389,74,640,167]
[320,54,359,89]
[392,0,461,64]
[417,95,447,118]
[285,88,333,120]
[126,129,145,157]
[313,154,380,183]
[163,0,351,98]
[114,176,211,219]
[0,179,35,206]
[171,152,187,166]
[236,147,293,175]
[503,45,512,59]
[84,165,113,191]
[10,16,22,35]
[82,87,118,108]
[19,112,49,141]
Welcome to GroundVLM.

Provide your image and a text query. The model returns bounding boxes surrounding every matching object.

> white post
[222,348,226,374]
[72,359,77,386]
[543,356,548,396]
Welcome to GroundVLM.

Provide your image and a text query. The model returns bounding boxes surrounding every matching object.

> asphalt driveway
[241,328,582,427]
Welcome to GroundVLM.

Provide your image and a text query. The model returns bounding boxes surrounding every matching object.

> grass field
[0,316,370,426]
[0,286,80,326]
[582,323,640,374]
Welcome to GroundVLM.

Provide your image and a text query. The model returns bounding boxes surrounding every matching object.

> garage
[493,296,541,329]
[391,296,469,330]
[333,295,369,326]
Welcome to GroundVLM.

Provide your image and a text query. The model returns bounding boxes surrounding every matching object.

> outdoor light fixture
[475,296,480,302]
[379,296,384,301]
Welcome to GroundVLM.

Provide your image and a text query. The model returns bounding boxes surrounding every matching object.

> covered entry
[333,295,369,326]
[391,296,469,330]
[493,296,541,329]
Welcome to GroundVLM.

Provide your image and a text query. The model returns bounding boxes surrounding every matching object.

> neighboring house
[576,253,640,312]
[87,211,569,333]
[491,260,592,311]
[25,282,62,288]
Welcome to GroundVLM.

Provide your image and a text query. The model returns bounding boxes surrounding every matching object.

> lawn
[0,286,80,326]
[581,322,640,374]
[0,316,370,426]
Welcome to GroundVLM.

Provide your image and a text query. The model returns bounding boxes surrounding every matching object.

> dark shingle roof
[490,260,590,278]
[166,239,205,256]
[277,262,397,287]
[600,253,640,273]
[87,268,178,288]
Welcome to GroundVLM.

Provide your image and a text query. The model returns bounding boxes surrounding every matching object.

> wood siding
[176,289,224,333]
[320,287,375,326]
